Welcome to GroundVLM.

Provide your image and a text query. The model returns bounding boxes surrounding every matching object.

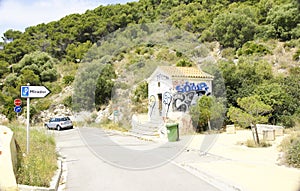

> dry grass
[238,139,272,148]
[8,122,57,187]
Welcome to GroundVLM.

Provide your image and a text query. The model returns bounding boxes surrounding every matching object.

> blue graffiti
[176,82,209,93]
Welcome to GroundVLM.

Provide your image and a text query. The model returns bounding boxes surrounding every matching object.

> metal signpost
[21,84,51,154]
[14,98,22,117]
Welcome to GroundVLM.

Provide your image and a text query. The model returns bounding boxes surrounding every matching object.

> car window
[50,118,55,122]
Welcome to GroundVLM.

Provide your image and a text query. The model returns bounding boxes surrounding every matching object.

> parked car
[45,116,73,131]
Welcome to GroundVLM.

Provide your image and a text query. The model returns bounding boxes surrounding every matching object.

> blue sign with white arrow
[14,106,22,113]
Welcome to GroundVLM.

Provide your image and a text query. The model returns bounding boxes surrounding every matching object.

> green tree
[95,64,116,107]
[2,29,22,41]
[66,41,93,62]
[190,96,225,132]
[0,61,9,78]
[254,82,293,126]
[20,70,40,85]
[5,73,19,88]
[132,81,148,103]
[13,51,58,82]
[265,3,300,40]
[207,5,257,48]
[227,95,273,144]
[219,59,273,107]
[0,92,15,121]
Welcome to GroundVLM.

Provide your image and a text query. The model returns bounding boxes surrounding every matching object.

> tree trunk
[254,124,260,145]
[251,125,256,143]
[208,119,211,131]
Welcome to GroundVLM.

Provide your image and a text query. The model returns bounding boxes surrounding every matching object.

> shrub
[280,131,300,168]
[62,96,72,107]
[237,41,271,56]
[63,75,75,85]
[40,68,58,82]
[176,59,193,67]
[293,49,300,61]
[44,82,62,94]
[35,99,52,112]
[132,81,148,103]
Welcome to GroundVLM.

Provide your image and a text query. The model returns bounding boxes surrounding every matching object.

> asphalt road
[55,127,220,191]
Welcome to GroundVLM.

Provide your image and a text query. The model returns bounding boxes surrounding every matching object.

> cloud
[0,0,136,39]
[0,0,101,37]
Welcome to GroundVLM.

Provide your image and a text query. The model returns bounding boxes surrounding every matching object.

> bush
[63,75,75,85]
[237,41,271,56]
[40,68,58,82]
[62,96,72,107]
[44,82,62,94]
[176,59,193,67]
[132,81,148,103]
[36,99,52,112]
[280,131,300,168]
[285,139,300,168]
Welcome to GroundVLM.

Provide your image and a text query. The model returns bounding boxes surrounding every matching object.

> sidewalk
[180,130,300,191]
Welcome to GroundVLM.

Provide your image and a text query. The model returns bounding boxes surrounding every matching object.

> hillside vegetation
[0,0,299,128]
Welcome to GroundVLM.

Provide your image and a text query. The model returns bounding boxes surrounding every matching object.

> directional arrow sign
[14,106,22,113]
[21,86,51,98]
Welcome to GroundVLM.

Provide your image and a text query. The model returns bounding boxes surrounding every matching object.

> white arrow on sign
[21,86,51,98]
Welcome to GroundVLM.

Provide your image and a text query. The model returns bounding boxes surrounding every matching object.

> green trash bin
[166,123,179,142]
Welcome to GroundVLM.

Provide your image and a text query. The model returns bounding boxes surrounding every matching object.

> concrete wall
[0,125,18,191]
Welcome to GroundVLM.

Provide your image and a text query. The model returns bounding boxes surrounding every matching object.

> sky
[0,0,135,40]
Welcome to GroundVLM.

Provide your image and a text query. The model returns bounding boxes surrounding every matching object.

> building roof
[158,66,214,79]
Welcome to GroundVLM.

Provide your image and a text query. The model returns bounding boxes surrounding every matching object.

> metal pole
[26,83,30,154]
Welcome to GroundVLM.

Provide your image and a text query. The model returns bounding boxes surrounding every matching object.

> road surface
[55,127,220,191]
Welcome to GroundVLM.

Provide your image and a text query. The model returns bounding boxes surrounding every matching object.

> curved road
[55,127,220,191]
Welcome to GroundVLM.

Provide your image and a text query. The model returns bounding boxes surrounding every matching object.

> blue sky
[0,0,135,40]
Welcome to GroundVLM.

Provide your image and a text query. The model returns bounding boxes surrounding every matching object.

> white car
[45,117,73,131]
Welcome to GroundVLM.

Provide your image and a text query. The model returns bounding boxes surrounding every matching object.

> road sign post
[14,98,22,117]
[20,84,51,154]
[26,96,30,154]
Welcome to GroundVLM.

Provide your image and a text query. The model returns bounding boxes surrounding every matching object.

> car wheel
[57,125,61,131]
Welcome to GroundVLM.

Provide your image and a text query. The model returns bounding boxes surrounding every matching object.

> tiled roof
[158,66,214,79]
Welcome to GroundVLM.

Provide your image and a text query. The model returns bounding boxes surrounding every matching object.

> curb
[125,132,163,143]
[18,159,63,191]
[172,161,243,191]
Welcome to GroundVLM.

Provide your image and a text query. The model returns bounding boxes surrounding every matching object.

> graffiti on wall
[175,82,209,93]
[149,95,156,117]
[173,82,210,112]
[163,92,172,117]
[149,82,211,116]
[173,92,196,112]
